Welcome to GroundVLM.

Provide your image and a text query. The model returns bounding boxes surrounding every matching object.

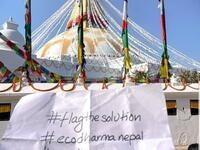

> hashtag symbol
[41,131,55,145]
[59,112,69,127]
[47,111,61,124]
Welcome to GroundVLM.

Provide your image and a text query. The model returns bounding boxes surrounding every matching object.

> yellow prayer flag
[160,58,169,79]
[78,45,83,65]
[124,48,131,69]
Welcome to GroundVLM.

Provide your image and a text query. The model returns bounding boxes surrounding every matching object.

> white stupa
[35,0,123,79]
[0,17,25,72]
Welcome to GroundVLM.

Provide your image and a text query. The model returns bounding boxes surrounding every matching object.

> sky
[0,0,199,62]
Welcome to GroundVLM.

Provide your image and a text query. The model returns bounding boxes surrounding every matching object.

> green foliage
[135,71,147,83]
[179,70,199,83]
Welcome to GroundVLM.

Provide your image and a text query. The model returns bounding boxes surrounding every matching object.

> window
[0,103,11,121]
[190,100,199,115]
[166,100,177,115]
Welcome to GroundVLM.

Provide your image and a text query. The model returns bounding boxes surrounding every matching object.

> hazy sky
[0,0,199,61]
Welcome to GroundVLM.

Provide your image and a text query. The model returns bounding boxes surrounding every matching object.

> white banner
[0,84,174,150]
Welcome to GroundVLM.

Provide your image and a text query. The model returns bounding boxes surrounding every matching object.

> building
[0,0,199,149]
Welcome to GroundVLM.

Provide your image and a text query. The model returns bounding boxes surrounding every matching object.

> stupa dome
[36,28,122,61]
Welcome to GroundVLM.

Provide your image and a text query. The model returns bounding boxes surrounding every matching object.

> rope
[185,83,199,90]
[82,81,88,90]
[162,82,168,91]
[32,0,72,38]
[0,81,199,93]
[93,1,122,55]
[0,84,13,92]
[168,83,186,91]
[60,80,76,92]
[101,78,108,89]
[12,78,22,92]
[102,0,158,64]
[89,1,110,66]
[29,81,60,92]
[32,0,74,52]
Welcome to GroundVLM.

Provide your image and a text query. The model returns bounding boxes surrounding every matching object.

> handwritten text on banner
[0,84,174,150]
